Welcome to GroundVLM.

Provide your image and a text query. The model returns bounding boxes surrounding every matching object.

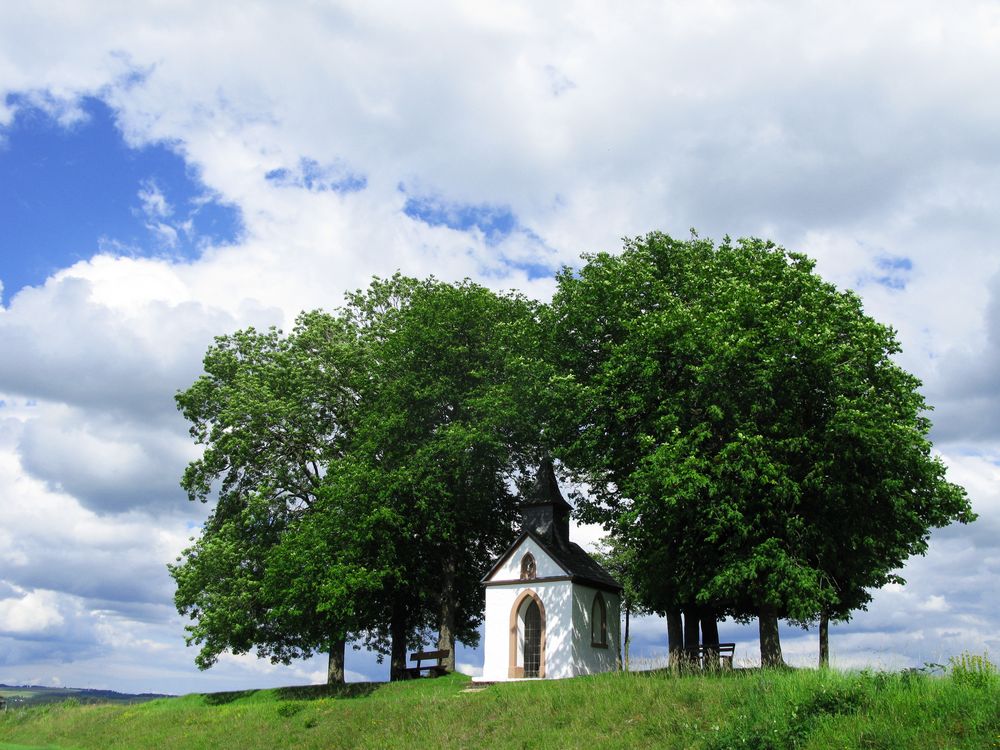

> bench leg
[721,655,733,670]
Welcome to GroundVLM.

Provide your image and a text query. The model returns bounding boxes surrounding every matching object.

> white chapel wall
[570,583,622,676]
[487,536,565,582]
[481,579,575,681]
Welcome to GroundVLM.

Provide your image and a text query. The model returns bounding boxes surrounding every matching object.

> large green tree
[172,275,546,682]
[550,232,974,668]
[170,311,368,682]
[341,275,545,677]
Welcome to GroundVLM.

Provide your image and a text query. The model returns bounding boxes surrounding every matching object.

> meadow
[0,687,168,710]
[0,660,997,750]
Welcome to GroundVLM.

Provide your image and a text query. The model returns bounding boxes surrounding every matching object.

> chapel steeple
[519,457,572,547]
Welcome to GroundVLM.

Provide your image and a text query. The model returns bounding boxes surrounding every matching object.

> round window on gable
[520,552,536,580]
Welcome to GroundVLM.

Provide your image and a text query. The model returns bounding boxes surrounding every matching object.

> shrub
[799,683,865,718]
[948,651,996,689]
[276,701,304,718]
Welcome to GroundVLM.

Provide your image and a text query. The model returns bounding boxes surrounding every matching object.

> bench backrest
[685,643,736,654]
[410,649,450,661]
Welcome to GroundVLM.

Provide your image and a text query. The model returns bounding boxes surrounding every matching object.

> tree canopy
[170,310,372,680]
[548,232,974,666]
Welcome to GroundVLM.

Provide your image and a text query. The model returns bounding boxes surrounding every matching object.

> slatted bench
[407,649,450,679]
[683,642,736,670]
[715,642,736,669]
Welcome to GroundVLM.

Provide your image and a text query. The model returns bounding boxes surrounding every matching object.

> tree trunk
[683,607,701,670]
[327,636,346,685]
[667,610,683,673]
[758,604,785,668]
[389,603,409,681]
[819,608,830,669]
[622,604,630,671]
[700,609,720,672]
[436,555,457,673]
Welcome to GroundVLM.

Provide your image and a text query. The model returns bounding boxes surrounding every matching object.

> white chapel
[478,460,623,681]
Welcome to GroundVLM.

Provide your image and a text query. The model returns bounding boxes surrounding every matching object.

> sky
[1,1,999,694]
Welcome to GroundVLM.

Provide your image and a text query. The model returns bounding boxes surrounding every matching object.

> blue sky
[401,190,555,279]
[0,2,998,695]
[1,96,240,303]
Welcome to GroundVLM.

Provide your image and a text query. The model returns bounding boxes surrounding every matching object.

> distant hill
[0,683,172,708]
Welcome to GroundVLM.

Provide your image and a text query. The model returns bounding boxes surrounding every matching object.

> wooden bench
[683,642,736,670]
[407,649,450,679]
[715,642,736,669]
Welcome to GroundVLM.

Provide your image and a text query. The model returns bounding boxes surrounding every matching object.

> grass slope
[0,686,170,709]
[1,668,997,750]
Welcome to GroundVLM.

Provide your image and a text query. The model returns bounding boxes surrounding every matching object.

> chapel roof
[519,457,573,512]
[480,529,622,593]
[481,456,622,593]
[540,533,623,592]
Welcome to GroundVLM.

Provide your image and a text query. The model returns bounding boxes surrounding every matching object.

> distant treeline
[0,684,172,707]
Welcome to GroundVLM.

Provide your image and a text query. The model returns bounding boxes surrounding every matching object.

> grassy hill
[1,667,997,750]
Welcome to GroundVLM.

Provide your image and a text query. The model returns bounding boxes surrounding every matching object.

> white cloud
[456,661,482,678]
[138,179,172,220]
[0,589,65,634]
[920,595,951,613]
[147,221,179,248]
[18,406,197,512]
[0,442,202,605]
[0,528,28,567]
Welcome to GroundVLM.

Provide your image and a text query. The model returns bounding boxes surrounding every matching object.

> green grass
[1,668,997,750]
[0,687,167,710]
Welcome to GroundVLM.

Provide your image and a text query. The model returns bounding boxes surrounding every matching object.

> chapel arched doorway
[509,590,546,678]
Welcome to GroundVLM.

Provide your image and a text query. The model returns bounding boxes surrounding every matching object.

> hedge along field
[0,665,998,750]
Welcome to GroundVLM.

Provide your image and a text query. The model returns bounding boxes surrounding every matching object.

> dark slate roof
[543,534,622,592]
[481,529,623,593]
[519,457,572,512]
